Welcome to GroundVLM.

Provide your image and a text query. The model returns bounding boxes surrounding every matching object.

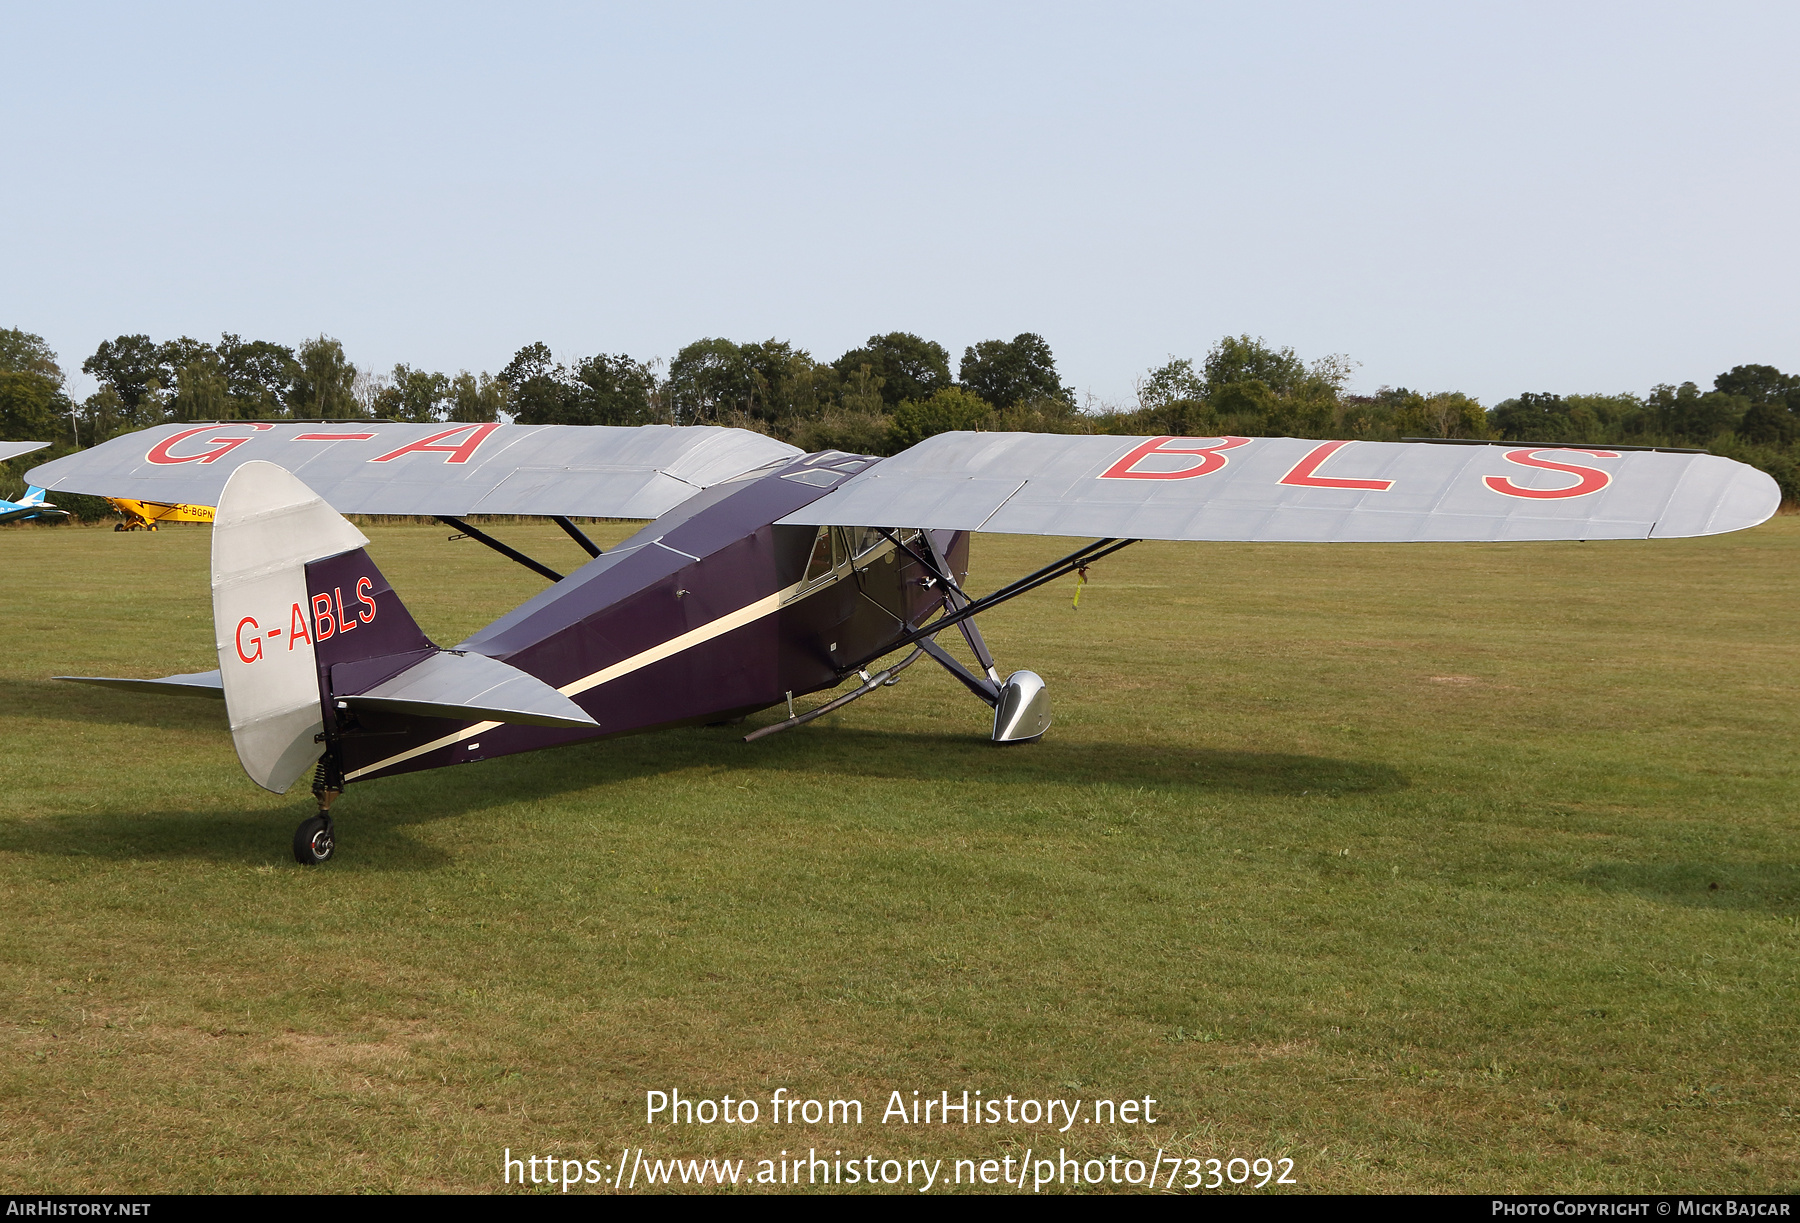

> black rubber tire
[113,523,125,532]
[293,816,334,865]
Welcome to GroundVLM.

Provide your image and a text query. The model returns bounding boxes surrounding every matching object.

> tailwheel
[293,815,335,865]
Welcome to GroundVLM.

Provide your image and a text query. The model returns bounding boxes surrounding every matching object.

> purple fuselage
[306,451,964,784]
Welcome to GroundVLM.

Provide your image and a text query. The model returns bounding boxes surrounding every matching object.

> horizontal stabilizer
[57,670,225,699]
[339,650,598,729]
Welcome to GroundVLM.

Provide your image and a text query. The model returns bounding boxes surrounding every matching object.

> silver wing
[778,433,1779,542]
[0,441,50,464]
[26,422,801,518]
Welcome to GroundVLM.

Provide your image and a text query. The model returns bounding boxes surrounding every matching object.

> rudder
[212,462,375,792]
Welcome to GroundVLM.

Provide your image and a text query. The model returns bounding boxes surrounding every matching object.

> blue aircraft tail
[0,486,65,523]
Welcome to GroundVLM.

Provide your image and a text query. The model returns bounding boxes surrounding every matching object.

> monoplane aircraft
[0,442,67,523]
[28,420,1779,864]
[107,496,215,531]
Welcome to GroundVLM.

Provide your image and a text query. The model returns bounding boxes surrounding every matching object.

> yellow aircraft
[110,498,216,531]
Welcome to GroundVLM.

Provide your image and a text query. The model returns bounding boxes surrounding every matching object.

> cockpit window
[849,526,885,558]
[802,528,836,584]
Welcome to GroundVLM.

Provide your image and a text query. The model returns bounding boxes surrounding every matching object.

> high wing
[0,441,51,464]
[779,433,1780,542]
[25,422,801,519]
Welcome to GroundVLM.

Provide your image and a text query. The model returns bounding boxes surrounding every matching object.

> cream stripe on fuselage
[339,537,905,782]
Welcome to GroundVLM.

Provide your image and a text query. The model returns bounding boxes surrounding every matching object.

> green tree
[0,328,63,381]
[1262,388,1337,437]
[1643,382,1744,446]
[959,333,1067,410]
[87,333,297,423]
[501,343,662,426]
[1209,380,1281,423]
[156,335,212,378]
[170,354,232,421]
[716,339,837,429]
[1128,357,1214,434]
[1424,392,1488,439]
[1739,401,1797,445]
[888,386,995,450]
[379,365,452,422]
[1138,357,1204,411]
[1715,364,1798,445]
[570,354,660,426]
[0,329,73,444]
[82,335,163,413]
[448,371,506,423]
[1564,393,1646,438]
[290,336,360,418]
[787,409,893,456]
[834,333,950,409]
[217,335,297,417]
[668,338,754,424]
[837,361,885,415]
[499,342,572,424]
[80,385,127,443]
[1201,335,1307,398]
[1374,388,1490,439]
[0,372,66,441]
[1491,392,1581,442]
[1714,363,1800,405]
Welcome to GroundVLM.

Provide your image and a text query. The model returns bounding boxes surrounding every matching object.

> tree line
[3,325,1796,510]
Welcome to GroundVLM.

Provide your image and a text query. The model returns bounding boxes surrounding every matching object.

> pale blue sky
[4,2,1795,406]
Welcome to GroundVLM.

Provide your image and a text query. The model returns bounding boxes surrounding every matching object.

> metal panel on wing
[776,474,1027,531]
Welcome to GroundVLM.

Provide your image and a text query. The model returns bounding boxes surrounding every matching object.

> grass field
[1,515,1796,1194]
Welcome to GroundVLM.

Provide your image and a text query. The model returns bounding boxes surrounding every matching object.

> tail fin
[307,541,593,728]
[212,462,370,792]
[212,462,594,793]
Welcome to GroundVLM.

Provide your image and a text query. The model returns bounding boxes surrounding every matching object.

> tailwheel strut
[295,749,345,865]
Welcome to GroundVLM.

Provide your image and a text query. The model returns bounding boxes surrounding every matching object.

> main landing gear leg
[914,531,1052,745]
[294,749,344,865]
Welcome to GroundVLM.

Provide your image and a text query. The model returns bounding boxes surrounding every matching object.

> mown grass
[0,516,1796,1194]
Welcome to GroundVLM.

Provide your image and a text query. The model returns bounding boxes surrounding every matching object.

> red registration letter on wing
[1483,449,1618,499]
[146,422,276,465]
[1277,441,1395,491]
[370,422,501,464]
[1100,435,1250,480]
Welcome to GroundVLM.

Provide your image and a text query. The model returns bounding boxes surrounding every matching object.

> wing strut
[921,531,1000,681]
[553,516,602,557]
[877,534,1138,659]
[874,528,1005,701]
[437,516,565,583]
